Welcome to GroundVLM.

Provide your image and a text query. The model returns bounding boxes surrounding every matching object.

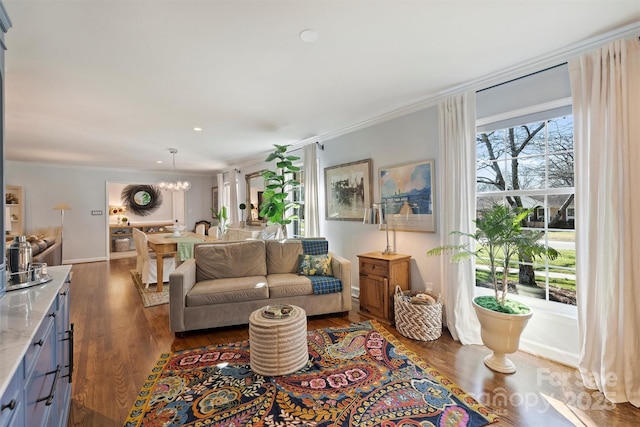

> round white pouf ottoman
[249,305,308,376]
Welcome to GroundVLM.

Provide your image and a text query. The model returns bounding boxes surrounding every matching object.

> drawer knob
[1,399,16,411]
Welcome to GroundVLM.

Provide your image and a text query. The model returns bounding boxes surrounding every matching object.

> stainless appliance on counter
[6,235,52,291]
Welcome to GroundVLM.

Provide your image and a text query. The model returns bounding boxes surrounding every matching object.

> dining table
[145,231,217,292]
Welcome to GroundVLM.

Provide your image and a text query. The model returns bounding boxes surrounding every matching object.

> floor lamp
[53,203,71,263]
[363,202,394,254]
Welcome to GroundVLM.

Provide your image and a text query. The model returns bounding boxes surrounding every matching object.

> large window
[476,112,575,305]
[291,169,305,237]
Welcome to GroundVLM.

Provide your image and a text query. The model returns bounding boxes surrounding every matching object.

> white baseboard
[520,338,579,368]
[63,257,107,264]
[351,286,359,299]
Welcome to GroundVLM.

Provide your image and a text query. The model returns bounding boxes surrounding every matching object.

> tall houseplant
[427,203,559,373]
[259,144,300,239]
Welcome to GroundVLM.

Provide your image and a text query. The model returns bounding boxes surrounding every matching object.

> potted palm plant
[239,203,246,228]
[259,144,300,239]
[427,203,559,373]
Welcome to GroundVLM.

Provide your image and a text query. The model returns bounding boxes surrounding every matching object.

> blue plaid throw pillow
[301,239,328,255]
[307,276,343,295]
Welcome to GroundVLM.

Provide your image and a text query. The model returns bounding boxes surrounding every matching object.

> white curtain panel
[216,172,225,218]
[228,169,239,224]
[570,37,640,407]
[303,143,320,237]
[437,91,482,345]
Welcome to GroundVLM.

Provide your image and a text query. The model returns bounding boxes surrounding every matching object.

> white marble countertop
[0,265,72,397]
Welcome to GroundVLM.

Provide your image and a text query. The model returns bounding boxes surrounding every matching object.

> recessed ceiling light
[157,160,163,164]
[299,29,319,43]
[193,127,202,132]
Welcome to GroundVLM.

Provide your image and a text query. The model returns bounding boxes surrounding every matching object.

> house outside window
[476,109,576,306]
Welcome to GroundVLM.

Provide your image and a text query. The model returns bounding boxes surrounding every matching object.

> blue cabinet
[0,267,73,427]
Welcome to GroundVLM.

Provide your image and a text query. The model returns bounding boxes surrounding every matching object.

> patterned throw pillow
[298,254,333,276]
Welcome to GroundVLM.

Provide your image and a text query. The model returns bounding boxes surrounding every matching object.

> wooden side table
[358,252,411,325]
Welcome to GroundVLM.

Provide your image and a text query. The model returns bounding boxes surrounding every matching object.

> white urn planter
[472,297,532,374]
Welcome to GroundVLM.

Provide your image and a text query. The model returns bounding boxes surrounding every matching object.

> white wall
[5,161,215,263]
[319,106,442,296]
[107,182,175,225]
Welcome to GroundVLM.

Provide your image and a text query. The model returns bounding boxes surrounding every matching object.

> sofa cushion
[195,240,267,281]
[298,254,333,276]
[29,239,49,256]
[266,240,303,275]
[42,236,56,248]
[267,273,313,298]
[301,239,328,255]
[186,276,269,306]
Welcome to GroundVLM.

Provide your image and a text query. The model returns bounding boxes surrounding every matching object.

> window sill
[474,286,577,320]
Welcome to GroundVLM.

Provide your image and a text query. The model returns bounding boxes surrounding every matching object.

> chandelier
[157,148,191,192]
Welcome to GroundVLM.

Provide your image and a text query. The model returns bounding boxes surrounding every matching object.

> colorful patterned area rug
[124,320,498,426]
[129,270,169,308]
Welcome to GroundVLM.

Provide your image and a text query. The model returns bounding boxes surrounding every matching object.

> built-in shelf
[5,185,24,239]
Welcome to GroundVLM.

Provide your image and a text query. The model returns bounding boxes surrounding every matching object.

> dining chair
[195,223,206,236]
[207,227,219,239]
[132,228,176,287]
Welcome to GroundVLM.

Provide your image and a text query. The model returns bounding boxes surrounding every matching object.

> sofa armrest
[169,258,197,332]
[330,252,352,311]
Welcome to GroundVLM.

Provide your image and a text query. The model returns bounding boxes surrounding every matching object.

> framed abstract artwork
[379,159,435,232]
[324,158,373,221]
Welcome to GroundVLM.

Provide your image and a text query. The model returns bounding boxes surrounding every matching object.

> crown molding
[291,22,640,147]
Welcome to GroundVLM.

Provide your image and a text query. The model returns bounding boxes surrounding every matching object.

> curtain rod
[476,62,568,93]
[287,141,324,154]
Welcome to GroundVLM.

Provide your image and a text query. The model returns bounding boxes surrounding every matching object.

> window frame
[475,98,577,313]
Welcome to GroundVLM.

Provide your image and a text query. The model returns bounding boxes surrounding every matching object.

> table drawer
[359,259,388,277]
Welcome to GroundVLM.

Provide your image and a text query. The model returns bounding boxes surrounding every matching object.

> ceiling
[3,1,640,174]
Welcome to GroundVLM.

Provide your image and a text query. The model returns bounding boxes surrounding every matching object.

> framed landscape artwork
[379,159,435,232]
[324,159,373,221]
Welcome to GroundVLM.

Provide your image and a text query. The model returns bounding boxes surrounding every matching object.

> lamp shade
[53,203,72,211]
[363,204,384,225]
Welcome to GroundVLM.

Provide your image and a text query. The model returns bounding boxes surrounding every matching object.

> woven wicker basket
[394,286,442,341]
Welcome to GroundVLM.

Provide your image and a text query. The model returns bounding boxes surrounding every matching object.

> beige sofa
[169,239,352,335]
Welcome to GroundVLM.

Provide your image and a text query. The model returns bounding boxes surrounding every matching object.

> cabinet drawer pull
[48,312,57,318]
[62,324,75,383]
[34,339,44,347]
[36,365,61,406]
[1,399,16,411]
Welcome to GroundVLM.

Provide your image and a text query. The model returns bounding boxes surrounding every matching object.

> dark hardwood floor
[67,259,638,426]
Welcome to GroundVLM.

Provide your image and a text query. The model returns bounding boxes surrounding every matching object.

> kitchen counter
[0,265,72,397]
